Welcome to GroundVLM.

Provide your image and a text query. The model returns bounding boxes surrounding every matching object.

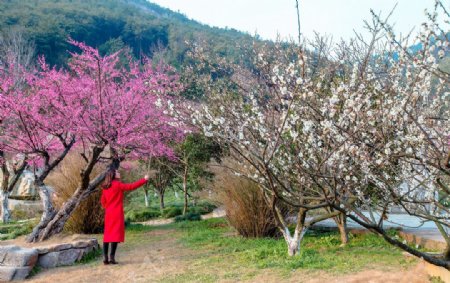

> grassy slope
[119,218,418,282]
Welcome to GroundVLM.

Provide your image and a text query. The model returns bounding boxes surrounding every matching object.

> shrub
[211,162,286,238]
[162,206,183,218]
[174,212,201,222]
[46,154,105,234]
[188,202,217,215]
[10,202,42,221]
[125,208,161,222]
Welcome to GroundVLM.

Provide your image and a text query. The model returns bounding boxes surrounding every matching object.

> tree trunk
[29,183,90,242]
[159,192,165,211]
[283,221,308,256]
[0,190,10,224]
[26,185,56,242]
[334,212,348,245]
[271,199,308,257]
[183,165,188,215]
[286,230,307,256]
[1,160,11,224]
[444,244,450,261]
[27,154,112,242]
[143,188,150,207]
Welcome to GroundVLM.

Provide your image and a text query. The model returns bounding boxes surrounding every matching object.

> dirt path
[138,208,226,226]
[27,229,191,283]
[24,225,431,283]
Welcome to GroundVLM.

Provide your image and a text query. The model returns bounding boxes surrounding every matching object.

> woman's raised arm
[119,178,148,191]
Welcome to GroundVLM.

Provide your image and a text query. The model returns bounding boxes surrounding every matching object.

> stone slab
[0,245,38,267]
[0,266,32,281]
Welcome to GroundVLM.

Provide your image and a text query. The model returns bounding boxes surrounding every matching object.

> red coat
[101,178,147,243]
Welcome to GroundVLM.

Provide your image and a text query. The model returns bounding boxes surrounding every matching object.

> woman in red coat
[100,169,148,265]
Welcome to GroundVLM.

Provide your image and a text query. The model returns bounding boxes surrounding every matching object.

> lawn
[124,218,419,282]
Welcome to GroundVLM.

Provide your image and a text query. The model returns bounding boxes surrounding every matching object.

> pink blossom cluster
[0,40,185,167]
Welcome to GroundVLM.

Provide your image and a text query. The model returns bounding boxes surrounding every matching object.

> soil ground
[24,227,431,283]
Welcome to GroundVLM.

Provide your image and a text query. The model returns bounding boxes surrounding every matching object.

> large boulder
[10,170,37,198]
[37,238,98,268]
[0,245,38,281]
[0,266,33,281]
[0,245,38,267]
[0,238,99,280]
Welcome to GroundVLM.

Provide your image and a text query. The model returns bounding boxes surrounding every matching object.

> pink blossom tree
[1,40,185,242]
[32,41,185,242]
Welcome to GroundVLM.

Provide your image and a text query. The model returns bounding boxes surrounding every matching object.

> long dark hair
[101,168,116,189]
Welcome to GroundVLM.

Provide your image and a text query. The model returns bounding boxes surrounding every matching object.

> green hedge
[188,202,217,215]
[162,207,183,218]
[125,208,161,222]
[174,212,202,222]
[125,201,217,222]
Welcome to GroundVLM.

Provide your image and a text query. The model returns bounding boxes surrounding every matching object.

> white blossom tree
[184,1,450,269]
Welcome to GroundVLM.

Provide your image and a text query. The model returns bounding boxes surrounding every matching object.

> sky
[149,0,448,42]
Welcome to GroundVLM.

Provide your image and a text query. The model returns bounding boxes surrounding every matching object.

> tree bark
[282,208,308,256]
[0,190,10,224]
[444,244,450,261]
[182,165,188,215]
[143,188,150,207]
[26,184,56,242]
[270,197,308,257]
[0,157,25,224]
[334,212,348,245]
[159,192,165,211]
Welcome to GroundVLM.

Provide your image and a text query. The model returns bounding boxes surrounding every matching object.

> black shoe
[103,260,109,265]
[109,258,118,264]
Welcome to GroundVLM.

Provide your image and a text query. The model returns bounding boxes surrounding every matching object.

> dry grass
[46,154,105,234]
[210,161,282,238]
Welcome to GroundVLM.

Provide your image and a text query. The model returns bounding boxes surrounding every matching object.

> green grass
[0,220,35,240]
[76,248,103,264]
[172,218,416,275]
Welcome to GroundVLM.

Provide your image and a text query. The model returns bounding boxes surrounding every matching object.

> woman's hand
[145,170,158,181]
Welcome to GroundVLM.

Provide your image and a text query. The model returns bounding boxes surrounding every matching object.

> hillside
[0,0,255,67]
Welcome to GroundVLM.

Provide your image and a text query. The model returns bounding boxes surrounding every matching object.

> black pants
[103,242,118,260]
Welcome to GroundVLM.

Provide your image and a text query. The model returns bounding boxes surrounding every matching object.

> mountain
[0,0,256,67]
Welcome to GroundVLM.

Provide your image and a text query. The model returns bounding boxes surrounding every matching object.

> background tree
[175,134,222,215]
[144,157,179,211]
[0,27,35,223]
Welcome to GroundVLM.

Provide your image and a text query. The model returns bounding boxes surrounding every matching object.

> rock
[36,247,49,255]
[72,241,89,248]
[56,249,81,266]
[0,266,32,281]
[37,252,59,268]
[37,248,81,268]
[87,239,98,247]
[44,243,73,252]
[12,170,37,197]
[0,245,38,267]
